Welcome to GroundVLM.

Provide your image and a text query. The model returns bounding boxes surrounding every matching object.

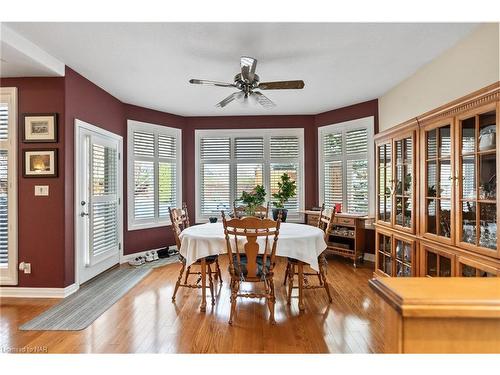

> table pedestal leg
[200,258,207,312]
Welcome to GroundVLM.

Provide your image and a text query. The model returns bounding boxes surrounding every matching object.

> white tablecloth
[179,222,327,271]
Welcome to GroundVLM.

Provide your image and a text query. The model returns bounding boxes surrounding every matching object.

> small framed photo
[23,149,58,178]
[23,113,58,143]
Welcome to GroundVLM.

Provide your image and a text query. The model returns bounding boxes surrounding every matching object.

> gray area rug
[20,255,179,331]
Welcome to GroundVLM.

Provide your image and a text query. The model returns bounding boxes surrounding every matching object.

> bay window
[195,128,304,222]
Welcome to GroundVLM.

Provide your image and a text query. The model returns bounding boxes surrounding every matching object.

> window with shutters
[127,120,181,230]
[195,129,304,223]
[0,88,17,286]
[318,116,374,215]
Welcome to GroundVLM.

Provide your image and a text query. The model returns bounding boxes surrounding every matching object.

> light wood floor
[0,256,386,353]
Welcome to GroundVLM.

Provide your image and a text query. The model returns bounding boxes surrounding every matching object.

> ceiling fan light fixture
[189,56,305,109]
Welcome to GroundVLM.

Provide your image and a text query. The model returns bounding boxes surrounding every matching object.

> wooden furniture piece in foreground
[369,277,500,353]
[233,201,270,219]
[285,204,334,311]
[222,213,281,324]
[169,204,222,312]
[302,210,373,267]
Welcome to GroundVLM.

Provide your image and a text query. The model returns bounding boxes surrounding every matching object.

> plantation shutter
[90,141,118,265]
[321,126,370,214]
[133,131,155,220]
[323,160,343,208]
[129,122,181,229]
[0,103,8,267]
[196,130,303,222]
[322,132,343,208]
[200,137,231,214]
[346,129,368,213]
[270,136,300,212]
[346,159,368,213]
[158,134,177,218]
[235,137,264,199]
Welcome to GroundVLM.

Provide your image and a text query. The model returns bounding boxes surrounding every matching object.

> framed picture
[23,113,58,143]
[23,149,58,178]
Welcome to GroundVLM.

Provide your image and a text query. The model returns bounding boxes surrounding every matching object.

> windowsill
[127,221,172,231]
[195,215,304,224]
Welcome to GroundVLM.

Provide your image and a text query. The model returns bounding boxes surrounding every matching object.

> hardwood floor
[0,256,385,353]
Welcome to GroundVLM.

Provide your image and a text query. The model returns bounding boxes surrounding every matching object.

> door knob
[80,212,89,217]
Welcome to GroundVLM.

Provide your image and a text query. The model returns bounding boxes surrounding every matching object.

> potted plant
[238,185,266,216]
[271,173,297,222]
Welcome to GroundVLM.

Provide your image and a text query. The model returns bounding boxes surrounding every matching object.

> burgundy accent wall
[2,68,379,287]
[184,115,317,222]
[123,104,186,255]
[1,77,66,287]
[315,99,379,134]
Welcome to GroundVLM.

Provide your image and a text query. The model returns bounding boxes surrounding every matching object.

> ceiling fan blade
[253,92,276,108]
[258,80,305,90]
[216,91,244,108]
[189,79,236,88]
[241,56,257,82]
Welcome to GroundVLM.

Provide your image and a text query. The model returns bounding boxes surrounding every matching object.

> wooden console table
[301,210,374,267]
[369,277,500,353]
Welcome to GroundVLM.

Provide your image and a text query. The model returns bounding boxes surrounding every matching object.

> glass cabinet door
[420,245,455,277]
[458,107,498,257]
[422,121,454,244]
[376,231,393,276]
[377,142,392,225]
[394,134,414,232]
[457,256,499,277]
[394,237,414,277]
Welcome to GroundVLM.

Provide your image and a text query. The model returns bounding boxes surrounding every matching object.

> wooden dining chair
[233,201,270,219]
[284,204,334,311]
[222,211,281,325]
[170,203,222,310]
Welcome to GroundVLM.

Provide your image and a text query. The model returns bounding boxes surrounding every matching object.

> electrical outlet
[18,262,31,274]
[35,185,49,196]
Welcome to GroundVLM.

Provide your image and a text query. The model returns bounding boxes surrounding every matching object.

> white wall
[379,23,500,131]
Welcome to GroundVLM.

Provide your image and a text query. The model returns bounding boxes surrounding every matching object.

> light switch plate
[35,185,49,196]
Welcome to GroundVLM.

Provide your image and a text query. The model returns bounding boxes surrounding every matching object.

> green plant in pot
[238,184,266,216]
[271,173,297,222]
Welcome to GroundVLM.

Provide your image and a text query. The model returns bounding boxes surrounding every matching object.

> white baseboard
[0,283,79,298]
[120,246,173,264]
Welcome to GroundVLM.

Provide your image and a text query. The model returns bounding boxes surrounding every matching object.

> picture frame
[23,113,58,143]
[23,149,58,178]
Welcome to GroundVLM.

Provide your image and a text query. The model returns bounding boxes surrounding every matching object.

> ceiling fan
[189,56,305,108]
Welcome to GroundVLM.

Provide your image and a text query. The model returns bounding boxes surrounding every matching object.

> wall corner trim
[0,283,79,299]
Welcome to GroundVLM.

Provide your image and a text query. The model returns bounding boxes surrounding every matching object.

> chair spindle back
[222,211,281,279]
[168,203,190,249]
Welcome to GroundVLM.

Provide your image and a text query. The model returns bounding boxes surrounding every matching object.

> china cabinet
[456,104,499,259]
[374,82,500,278]
[375,127,417,234]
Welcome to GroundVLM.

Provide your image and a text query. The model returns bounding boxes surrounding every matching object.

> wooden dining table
[179,222,328,311]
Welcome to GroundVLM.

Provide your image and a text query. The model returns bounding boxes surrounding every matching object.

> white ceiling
[2,23,479,116]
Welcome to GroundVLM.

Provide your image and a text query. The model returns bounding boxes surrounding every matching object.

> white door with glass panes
[75,120,123,284]
[0,88,17,286]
